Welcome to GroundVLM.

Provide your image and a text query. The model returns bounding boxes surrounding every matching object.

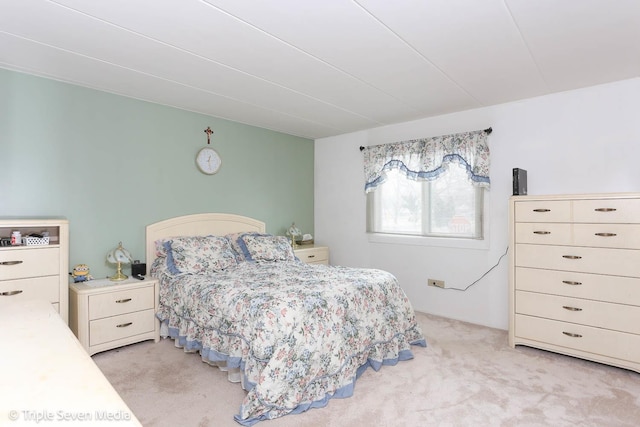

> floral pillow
[154,238,171,257]
[238,234,295,262]
[165,236,237,275]
[224,232,263,262]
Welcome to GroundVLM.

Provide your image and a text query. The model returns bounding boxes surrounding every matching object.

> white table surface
[0,299,142,426]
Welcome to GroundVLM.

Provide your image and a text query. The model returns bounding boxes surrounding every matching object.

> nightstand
[294,245,329,265]
[69,277,160,355]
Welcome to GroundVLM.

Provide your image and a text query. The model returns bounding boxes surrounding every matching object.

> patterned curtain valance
[362,129,491,193]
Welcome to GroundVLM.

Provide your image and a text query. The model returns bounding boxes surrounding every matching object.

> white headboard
[145,213,266,269]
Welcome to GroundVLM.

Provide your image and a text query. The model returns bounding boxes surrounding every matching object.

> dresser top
[511,192,640,201]
[0,217,68,225]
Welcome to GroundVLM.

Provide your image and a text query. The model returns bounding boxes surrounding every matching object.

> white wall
[314,78,640,330]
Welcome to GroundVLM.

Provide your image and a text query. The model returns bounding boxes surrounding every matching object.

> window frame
[366,167,487,246]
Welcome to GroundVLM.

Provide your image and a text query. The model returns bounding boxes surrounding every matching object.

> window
[367,165,484,239]
[362,129,490,240]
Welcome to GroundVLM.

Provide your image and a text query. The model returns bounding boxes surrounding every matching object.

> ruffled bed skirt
[157,307,426,425]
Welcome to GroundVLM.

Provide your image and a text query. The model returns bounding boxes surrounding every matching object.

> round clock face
[196,147,221,175]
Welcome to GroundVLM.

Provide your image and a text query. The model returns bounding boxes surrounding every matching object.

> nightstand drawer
[295,246,329,265]
[89,309,156,346]
[0,247,59,280]
[0,276,59,303]
[89,285,155,320]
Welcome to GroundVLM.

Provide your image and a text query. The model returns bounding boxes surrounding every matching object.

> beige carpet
[93,312,640,427]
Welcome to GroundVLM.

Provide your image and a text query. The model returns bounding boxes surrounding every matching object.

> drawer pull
[1,290,23,296]
[0,260,23,266]
[594,208,616,212]
[533,231,550,235]
[594,232,616,237]
[562,306,583,312]
[562,255,582,259]
[116,322,133,328]
[562,280,582,286]
[562,332,582,338]
[532,208,551,212]
[115,298,132,303]
[308,255,315,258]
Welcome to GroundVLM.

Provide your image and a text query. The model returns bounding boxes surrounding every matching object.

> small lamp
[286,223,301,248]
[107,241,132,281]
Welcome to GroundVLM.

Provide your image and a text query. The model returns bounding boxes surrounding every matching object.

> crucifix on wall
[204,126,213,144]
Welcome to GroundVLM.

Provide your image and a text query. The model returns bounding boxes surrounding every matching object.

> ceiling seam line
[198,0,422,117]
[352,0,484,107]
[0,30,345,134]
[44,0,384,125]
[502,0,551,92]
[0,62,321,138]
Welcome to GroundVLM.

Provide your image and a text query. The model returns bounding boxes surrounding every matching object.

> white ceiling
[1,0,639,140]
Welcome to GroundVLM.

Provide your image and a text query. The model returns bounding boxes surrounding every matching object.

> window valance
[362,129,490,193]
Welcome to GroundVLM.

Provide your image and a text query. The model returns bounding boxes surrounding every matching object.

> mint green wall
[0,69,314,279]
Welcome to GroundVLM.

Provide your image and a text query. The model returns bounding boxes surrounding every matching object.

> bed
[145,213,426,425]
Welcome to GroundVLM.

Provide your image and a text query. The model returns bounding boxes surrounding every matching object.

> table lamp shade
[107,242,132,281]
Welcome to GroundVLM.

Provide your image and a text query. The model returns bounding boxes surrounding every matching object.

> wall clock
[196,147,221,175]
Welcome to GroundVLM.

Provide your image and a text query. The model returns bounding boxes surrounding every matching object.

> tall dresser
[509,193,640,373]
[0,218,69,324]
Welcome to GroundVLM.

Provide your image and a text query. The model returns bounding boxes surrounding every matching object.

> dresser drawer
[295,246,329,265]
[573,224,640,249]
[515,267,640,306]
[515,244,640,277]
[89,285,155,320]
[515,314,640,363]
[573,198,640,223]
[0,247,59,280]
[0,276,59,303]
[515,223,640,248]
[514,200,571,223]
[516,291,640,335]
[515,223,572,245]
[89,309,156,346]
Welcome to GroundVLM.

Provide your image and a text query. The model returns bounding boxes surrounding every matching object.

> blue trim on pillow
[228,232,262,262]
[163,240,181,275]
[236,235,254,262]
[236,233,272,262]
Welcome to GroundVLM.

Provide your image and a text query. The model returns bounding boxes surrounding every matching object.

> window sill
[367,232,489,250]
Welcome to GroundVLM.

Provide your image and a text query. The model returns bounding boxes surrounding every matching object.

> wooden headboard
[145,213,266,269]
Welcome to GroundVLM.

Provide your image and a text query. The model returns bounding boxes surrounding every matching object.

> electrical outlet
[428,279,445,288]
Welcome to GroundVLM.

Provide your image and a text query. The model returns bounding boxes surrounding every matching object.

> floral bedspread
[153,260,426,425]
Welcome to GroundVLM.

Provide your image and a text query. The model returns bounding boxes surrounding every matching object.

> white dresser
[0,218,69,324]
[509,193,640,373]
